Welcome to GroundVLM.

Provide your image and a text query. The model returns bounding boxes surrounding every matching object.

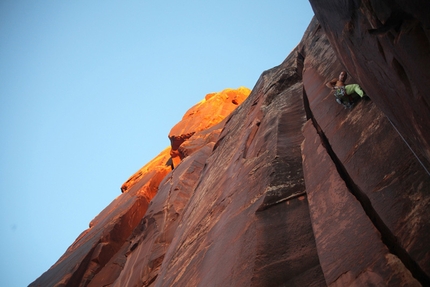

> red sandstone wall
[31,7,430,287]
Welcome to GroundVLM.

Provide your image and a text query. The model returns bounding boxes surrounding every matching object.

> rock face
[168,87,250,168]
[31,5,430,287]
[308,0,430,173]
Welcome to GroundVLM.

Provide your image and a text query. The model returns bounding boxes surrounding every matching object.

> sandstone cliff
[31,3,430,286]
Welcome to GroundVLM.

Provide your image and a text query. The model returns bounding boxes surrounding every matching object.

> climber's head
[339,71,348,82]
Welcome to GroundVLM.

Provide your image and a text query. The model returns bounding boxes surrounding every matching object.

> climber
[325,71,366,108]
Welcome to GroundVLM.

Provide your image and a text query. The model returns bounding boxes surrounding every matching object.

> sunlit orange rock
[30,148,171,287]
[120,147,171,195]
[168,87,250,167]
[29,88,249,287]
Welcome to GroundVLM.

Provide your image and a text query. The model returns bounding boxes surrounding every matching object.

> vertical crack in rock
[301,86,430,286]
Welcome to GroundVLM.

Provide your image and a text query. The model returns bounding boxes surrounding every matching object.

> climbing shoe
[345,101,354,109]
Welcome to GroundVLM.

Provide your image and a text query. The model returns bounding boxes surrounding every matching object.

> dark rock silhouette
[30,4,430,286]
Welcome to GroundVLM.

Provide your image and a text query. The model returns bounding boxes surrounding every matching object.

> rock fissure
[302,87,430,286]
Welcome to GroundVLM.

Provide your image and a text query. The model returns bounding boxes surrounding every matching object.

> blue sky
[0,1,314,286]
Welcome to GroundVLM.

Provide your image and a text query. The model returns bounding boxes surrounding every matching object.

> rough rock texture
[168,87,250,168]
[299,16,430,286]
[30,148,172,287]
[308,0,430,173]
[31,4,430,287]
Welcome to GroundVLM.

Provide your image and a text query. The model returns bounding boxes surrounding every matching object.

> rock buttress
[153,48,325,286]
[29,87,250,287]
[30,148,171,287]
[30,11,430,287]
[168,87,250,168]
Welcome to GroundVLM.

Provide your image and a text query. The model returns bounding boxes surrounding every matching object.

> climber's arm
[325,78,337,89]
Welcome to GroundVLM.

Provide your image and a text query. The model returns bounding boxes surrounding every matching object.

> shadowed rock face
[31,6,430,287]
[308,0,430,173]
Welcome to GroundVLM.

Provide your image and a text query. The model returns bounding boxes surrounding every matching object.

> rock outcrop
[31,3,430,287]
[168,87,250,168]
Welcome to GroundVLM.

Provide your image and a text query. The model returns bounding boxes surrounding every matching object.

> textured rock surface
[168,87,250,168]
[31,5,430,287]
[30,148,172,287]
[308,0,430,172]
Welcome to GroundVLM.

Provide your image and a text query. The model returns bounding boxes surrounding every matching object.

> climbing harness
[333,86,353,108]
[333,86,346,99]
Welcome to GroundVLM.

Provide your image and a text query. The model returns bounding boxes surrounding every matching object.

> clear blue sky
[0,1,313,286]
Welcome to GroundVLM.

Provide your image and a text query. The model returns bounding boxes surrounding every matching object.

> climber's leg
[345,84,365,97]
